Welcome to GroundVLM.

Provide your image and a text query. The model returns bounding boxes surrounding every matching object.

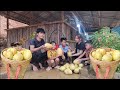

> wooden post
[58,28,60,44]
[61,11,65,37]
[0,16,2,32]
[7,11,9,29]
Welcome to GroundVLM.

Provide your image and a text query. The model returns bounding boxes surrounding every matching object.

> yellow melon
[57,48,63,56]
[45,43,53,49]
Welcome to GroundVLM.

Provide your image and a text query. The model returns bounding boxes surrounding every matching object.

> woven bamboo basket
[89,48,120,79]
[1,48,31,79]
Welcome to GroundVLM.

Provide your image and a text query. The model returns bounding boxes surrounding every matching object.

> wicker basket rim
[90,48,120,63]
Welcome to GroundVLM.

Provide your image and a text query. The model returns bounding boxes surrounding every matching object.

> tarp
[112,26,120,35]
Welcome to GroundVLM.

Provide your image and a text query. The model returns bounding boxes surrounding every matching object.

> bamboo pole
[61,11,65,37]
[7,11,9,29]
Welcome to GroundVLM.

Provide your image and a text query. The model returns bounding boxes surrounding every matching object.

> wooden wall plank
[6,23,76,49]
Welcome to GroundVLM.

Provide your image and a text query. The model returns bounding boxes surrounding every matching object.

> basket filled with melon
[1,47,32,79]
[89,48,120,79]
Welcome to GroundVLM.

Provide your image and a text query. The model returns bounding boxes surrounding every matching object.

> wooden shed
[6,21,77,49]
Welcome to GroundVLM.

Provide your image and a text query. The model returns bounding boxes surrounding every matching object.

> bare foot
[46,67,52,71]
[54,66,60,69]
[39,63,44,69]
[31,64,38,71]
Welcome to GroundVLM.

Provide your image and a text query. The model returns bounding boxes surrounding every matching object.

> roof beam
[30,11,59,23]
[76,11,97,30]
[1,11,30,24]
[78,13,120,20]
[12,11,31,19]
[31,12,49,24]
[48,11,59,20]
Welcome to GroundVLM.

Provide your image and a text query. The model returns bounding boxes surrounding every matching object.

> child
[59,38,70,63]
[74,42,93,65]
[46,41,61,71]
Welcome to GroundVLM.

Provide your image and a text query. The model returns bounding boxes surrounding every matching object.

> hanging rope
[95,65,110,79]
[6,64,21,79]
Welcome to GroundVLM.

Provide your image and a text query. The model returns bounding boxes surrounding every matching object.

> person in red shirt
[46,41,60,71]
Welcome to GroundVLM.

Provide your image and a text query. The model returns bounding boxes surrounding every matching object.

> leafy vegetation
[30,32,36,39]
[91,27,120,50]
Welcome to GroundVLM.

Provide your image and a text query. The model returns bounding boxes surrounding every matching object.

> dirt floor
[24,66,96,79]
[0,64,96,79]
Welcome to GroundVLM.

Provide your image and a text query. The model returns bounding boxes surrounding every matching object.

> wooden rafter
[78,12,120,20]
[109,11,120,27]
[12,11,30,19]
[31,11,57,23]
[64,22,77,31]
[1,11,30,24]
[75,11,91,30]
[5,21,63,31]
[48,11,59,20]
[29,12,52,24]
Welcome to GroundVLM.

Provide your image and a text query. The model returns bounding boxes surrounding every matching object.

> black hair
[85,40,91,44]
[50,41,56,44]
[60,37,67,42]
[10,42,22,47]
[76,35,82,39]
[11,43,15,47]
[36,28,45,34]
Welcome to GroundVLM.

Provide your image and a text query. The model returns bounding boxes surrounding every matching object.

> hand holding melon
[57,48,63,56]
[44,43,53,49]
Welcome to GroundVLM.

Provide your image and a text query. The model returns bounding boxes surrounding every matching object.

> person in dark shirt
[29,28,48,71]
[71,35,86,62]
[74,42,93,65]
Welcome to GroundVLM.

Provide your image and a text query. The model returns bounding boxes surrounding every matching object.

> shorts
[30,51,48,67]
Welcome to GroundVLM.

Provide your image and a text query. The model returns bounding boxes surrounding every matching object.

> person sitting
[71,35,86,62]
[59,37,70,63]
[46,41,61,71]
[29,28,48,71]
[74,42,93,65]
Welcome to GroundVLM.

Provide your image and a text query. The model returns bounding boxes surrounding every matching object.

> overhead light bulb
[77,24,80,28]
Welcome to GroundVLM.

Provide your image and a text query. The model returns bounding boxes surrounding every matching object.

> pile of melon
[91,48,120,62]
[59,62,83,75]
[2,47,32,61]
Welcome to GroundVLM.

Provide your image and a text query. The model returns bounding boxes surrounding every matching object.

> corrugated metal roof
[0,11,120,31]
